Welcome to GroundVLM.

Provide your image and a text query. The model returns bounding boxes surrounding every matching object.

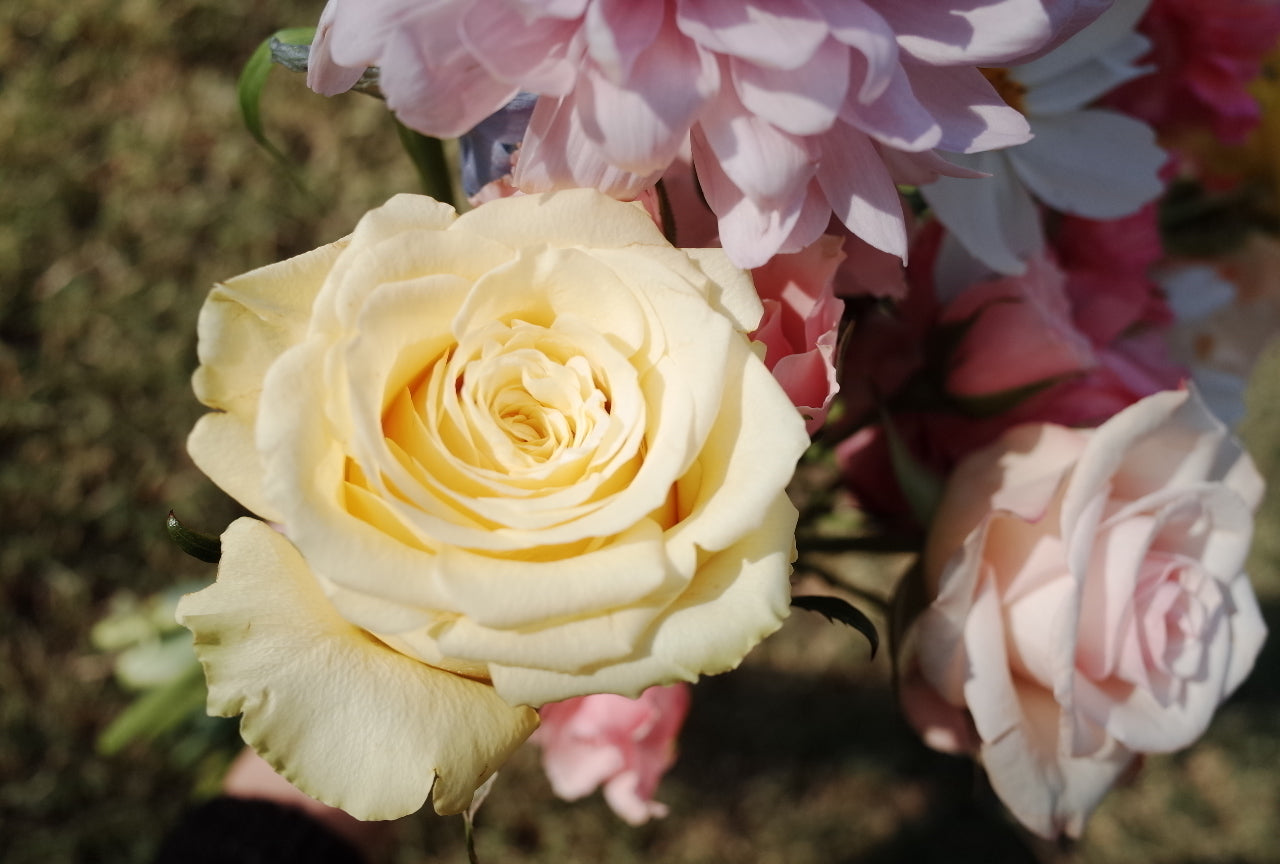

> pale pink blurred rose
[942,253,1098,400]
[750,236,846,434]
[899,388,1267,838]
[533,684,691,825]
[836,215,1185,525]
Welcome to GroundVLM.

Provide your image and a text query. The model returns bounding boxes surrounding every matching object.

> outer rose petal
[488,491,798,705]
[188,239,349,522]
[176,519,538,819]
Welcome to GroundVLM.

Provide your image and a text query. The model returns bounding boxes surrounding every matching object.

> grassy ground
[2,2,1278,862]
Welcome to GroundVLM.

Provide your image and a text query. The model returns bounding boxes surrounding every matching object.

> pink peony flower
[750,235,846,434]
[533,684,691,825]
[899,388,1267,838]
[308,0,1112,267]
[1107,0,1280,144]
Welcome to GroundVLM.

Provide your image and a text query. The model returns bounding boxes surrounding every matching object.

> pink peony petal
[584,0,665,80]
[307,0,367,96]
[811,0,898,102]
[697,82,818,208]
[460,0,585,95]
[868,0,1113,66]
[578,12,719,174]
[675,0,829,69]
[815,123,908,258]
[904,63,1033,153]
[839,61,941,152]
[515,95,664,197]
[730,37,849,136]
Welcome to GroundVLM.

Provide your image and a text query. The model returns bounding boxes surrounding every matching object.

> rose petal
[176,518,538,819]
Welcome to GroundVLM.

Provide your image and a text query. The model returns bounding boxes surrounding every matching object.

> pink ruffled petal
[697,81,817,208]
[778,179,833,256]
[584,0,665,80]
[460,0,585,95]
[730,37,849,136]
[675,0,829,70]
[379,25,521,138]
[578,13,719,174]
[810,0,898,102]
[307,0,367,96]
[691,125,806,268]
[904,63,1032,153]
[867,0,1112,66]
[514,95,664,198]
[815,123,908,258]
[839,61,941,152]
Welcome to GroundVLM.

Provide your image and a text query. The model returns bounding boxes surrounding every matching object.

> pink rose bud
[533,684,691,825]
[942,253,1097,400]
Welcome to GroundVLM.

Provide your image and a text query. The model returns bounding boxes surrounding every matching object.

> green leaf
[237,28,316,172]
[96,663,208,755]
[792,595,879,659]
[166,511,221,563]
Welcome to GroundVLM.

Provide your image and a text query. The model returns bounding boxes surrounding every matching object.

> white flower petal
[1009,110,1164,219]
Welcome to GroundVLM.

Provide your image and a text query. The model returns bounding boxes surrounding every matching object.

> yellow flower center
[981,67,1028,115]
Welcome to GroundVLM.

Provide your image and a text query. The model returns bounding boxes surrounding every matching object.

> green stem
[395,122,456,206]
[464,813,480,864]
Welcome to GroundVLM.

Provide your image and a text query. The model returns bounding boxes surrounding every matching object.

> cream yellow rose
[177,190,808,820]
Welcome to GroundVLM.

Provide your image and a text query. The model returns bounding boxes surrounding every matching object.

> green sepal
[237,27,316,171]
[166,511,221,563]
[791,594,880,659]
[950,374,1065,418]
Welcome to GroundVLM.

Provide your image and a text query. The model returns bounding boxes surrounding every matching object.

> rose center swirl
[407,319,619,482]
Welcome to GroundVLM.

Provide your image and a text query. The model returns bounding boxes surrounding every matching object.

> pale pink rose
[1107,0,1280,144]
[750,235,845,434]
[533,684,691,825]
[308,0,1111,267]
[900,388,1267,838]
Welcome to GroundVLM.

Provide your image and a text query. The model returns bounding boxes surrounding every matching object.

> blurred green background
[2,1,1278,862]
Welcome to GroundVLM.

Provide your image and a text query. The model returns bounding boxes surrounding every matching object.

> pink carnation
[1107,0,1280,144]
[309,0,1110,267]
[533,684,691,825]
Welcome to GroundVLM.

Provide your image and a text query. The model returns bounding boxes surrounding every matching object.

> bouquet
[102,0,1280,855]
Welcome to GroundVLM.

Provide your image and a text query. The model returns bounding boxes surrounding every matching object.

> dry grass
[2,2,1278,862]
